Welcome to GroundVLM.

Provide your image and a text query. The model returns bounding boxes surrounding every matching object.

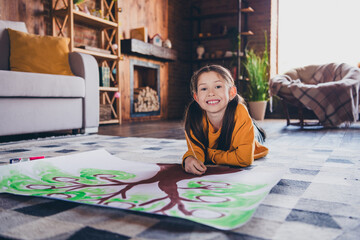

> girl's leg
[253,119,266,143]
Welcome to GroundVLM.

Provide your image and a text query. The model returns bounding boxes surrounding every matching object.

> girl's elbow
[243,158,254,167]
[236,156,253,167]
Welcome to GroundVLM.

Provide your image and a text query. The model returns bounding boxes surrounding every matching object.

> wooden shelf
[190,7,254,20]
[74,47,118,60]
[100,86,119,91]
[192,30,254,42]
[192,34,229,41]
[241,7,254,13]
[54,9,118,29]
[193,54,244,63]
[191,11,238,20]
[192,31,254,41]
[52,0,122,125]
[241,30,254,36]
[100,119,120,124]
[121,39,177,61]
[190,1,255,87]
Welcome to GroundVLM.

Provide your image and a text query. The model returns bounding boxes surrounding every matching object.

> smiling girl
[183,65,268,175]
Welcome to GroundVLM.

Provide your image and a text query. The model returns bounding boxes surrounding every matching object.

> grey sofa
[0,20,99,136]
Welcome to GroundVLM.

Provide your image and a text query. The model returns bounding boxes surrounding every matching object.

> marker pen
[29,156,45,161]
[9,158,21,164]
[9,156,45,164]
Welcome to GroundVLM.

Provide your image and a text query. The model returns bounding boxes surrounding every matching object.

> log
[134,86,160,112]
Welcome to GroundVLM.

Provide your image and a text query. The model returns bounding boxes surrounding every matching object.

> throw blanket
[270,63,360,127]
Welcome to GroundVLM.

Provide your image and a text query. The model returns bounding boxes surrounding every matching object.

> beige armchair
[269,63,360,128]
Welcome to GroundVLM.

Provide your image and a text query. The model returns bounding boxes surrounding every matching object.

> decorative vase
[196,45,205,59]
[248,101,267,121]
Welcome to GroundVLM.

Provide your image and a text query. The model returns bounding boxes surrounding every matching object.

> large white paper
[0,149,283,230]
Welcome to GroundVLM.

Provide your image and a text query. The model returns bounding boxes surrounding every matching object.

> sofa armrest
[69,52,99,131]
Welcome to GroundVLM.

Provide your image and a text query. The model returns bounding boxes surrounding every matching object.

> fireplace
[130,59,161,118]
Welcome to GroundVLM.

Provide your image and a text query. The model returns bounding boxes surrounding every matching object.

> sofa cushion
[8,28,73,76]
[0,20,28,71]
[0,70,85,97]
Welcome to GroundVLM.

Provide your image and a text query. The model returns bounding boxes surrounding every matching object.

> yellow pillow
[7,28,73,75]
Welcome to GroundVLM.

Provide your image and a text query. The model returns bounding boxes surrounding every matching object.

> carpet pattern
[0,133,360,240]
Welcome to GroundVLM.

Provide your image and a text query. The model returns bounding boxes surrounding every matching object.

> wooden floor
[98,118,360,141]
[1,119,359,143]
[98,119,186,139]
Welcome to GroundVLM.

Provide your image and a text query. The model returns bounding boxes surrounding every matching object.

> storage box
[130,27,148,42]
[100,104,112,121]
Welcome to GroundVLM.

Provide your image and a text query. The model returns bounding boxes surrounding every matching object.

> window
[278,0,360,74]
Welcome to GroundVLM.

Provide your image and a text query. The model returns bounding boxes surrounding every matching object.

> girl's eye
[215,85,222,89]
[200,87,207,91]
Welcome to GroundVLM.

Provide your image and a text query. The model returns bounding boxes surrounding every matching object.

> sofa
[0,20,99,136]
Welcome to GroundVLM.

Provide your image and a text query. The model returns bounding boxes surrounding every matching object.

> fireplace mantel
[121,39,177,62]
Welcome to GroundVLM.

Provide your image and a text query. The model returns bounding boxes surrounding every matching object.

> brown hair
[184,65,245,161]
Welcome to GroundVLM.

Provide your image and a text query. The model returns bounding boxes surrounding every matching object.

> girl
[183,65,268,175]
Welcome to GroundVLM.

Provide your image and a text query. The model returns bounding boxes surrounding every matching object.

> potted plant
[243,32,269,120]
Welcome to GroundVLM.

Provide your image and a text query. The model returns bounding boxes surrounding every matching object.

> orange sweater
[183,103,268,167]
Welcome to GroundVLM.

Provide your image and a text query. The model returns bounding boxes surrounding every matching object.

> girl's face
[193,71,236,116]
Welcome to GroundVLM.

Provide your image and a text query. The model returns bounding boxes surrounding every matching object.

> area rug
[0,133,359,240]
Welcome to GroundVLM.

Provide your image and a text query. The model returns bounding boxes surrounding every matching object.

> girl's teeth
[208,100,219,104]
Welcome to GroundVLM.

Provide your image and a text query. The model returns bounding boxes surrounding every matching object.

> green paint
[0,161,274,230]
[0,162,139,204]
[132,201,165,211]
[107,195,154,205]
[182,181,267,207]
[187,180,267,193]
[80,168,136,181]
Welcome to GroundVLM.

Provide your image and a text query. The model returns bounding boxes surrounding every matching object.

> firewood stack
[134,86,160,112]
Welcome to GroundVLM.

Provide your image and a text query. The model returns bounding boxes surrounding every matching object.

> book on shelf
[99,66,110,87]
[77,45,111,55]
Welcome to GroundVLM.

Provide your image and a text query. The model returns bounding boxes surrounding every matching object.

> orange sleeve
[207,104,267,167]
[254,141,269,159]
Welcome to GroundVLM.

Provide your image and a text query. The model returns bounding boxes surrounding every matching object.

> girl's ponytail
[184,100,208,156]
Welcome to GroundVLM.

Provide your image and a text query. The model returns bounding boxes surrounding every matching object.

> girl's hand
[184,156,207,175]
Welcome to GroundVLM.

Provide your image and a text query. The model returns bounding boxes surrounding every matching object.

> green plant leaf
[243,31,269,101]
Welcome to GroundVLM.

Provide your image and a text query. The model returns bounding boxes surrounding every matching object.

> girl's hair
[184,65,245,160]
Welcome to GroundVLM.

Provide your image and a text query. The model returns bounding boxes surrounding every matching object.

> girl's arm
[207,104,256,167]
[182,130,206,167]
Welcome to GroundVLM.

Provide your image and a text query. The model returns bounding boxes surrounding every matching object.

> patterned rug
[0,132,359,240]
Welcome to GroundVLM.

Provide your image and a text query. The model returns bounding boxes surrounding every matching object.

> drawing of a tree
[0,161,268,228]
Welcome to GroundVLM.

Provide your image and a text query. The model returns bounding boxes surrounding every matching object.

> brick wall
[246,0,271,53]
[0,0,48,35]
[0,0,274,120]
[167,0,192,119]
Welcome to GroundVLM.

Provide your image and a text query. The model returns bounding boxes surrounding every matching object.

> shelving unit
[51,0,122,124]
[190,0,254,89]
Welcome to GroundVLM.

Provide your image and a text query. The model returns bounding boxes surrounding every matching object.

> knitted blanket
[270,63,360,127]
